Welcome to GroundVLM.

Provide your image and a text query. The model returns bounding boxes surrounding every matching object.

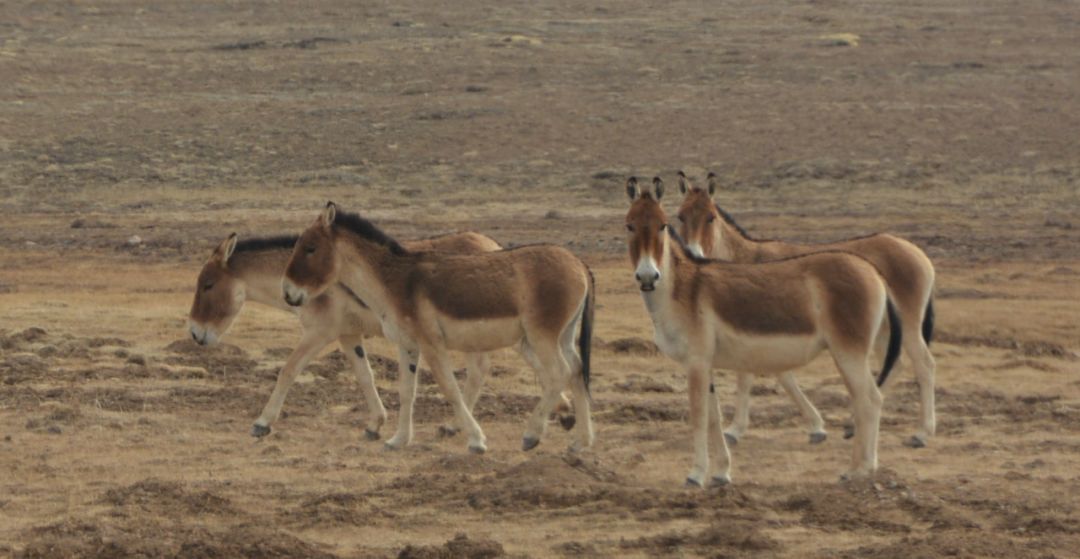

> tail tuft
[877,298,903,387]
[577,268,596,394]
[922,297,935,346]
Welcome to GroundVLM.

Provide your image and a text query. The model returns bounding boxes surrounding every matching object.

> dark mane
[233,235,299,254]
[714,203,753,240]
[333,210,408,256]
[665,225,712,264]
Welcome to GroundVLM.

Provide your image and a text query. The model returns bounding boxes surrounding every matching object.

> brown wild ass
[625,177,902,486]
[675,171,937,448]
[282,202,596,454]
[188,230,536,443]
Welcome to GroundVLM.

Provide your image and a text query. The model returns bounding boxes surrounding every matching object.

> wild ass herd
[188,173,937,487]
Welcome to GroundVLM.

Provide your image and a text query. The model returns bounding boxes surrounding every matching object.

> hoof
[685,477,704,488]
[809,432,827,445]
[522,437,540,451]
[711,475,731,487]
[468,444,487,455]
[723,432,739,446]
[437,425,460,438]
[904,435,927,449]
[363,428,380,441]
[843,425,855,440]
[558,414,577,431]
[251,424,271,438]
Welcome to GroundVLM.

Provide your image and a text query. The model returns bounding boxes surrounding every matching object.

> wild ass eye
[202,281,214,291]
[625,224,634,232]
[305,245,317,255]
[706,215,716,223]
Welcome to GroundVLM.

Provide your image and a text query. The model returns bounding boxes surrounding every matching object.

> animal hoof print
[522,437,540,452]
[843,425,855,440]
[809,432,827,445]
[905,435,927,449]
[711,475,731,488]
[558,415,577,431]
[685,477,704,489]
[251,424,271,438]
[468,445,487,455]
[437,425,459,439]
[363,429,380,441]
[723,432,739,446]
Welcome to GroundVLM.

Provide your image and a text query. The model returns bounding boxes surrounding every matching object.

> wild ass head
[282,202,342,307]
[188,233,245,345]
[625,176,670,292]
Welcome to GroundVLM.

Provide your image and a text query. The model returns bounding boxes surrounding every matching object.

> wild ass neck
[230,250,297,313]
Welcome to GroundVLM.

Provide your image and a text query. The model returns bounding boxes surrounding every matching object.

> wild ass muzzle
[282,202,596,454]
[625,176,902,486]
[676,171,937,448]
[187,230,553,441]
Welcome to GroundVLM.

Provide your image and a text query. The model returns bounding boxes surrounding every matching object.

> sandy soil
[1,1,1079,557]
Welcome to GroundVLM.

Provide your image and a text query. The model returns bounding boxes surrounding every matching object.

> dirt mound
[597,337,659,356]
[777,471,917,534]
[619,519,780,556]
[935,332,1077,360]
[605,399,686,424]
[286,491,380,528]
[163,338,260,376]
[398,533,505,559]
[102,478,236,516]
[17,518,338,559]
[836,530,1057,559]
[612,376,675,393]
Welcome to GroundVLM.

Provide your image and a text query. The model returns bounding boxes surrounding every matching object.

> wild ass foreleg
[424,346,488,454]
[775,372,827,444]
[252,331,334,437]
[723,371,754,445]
[338,335,387,440]
[385,346,420,450]
[686,363,713,488]
[706,378,732,485]
[439,352,490,437]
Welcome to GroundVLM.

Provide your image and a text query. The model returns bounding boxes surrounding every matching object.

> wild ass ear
[706,172,719,196]
[321,201,338,227]
[625,176,639,201]
[677,170,691,195]
[652,176,664,200]
[216,233,238,266]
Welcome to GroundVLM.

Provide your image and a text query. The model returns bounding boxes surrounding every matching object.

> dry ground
[1,0,1079,557]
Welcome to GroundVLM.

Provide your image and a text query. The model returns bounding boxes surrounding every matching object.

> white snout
[282,280,308,307]
[634,256,661,291]
[686,242,706,259]
[188,322,218,346]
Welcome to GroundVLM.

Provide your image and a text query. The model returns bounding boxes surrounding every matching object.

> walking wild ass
[675,171,937,448]
[281,202,596,454]
[625,176,901,486]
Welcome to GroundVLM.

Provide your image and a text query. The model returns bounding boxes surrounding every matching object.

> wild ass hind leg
[560,326,593,452]
[339,335,387,441]
[519,339,572,452]
[423,346,488,454]
[775,371,827,444]
[685,362,713,488]
[723,371,753,445]
[385,345,420,450]
[904,331,936,449]
[438,352,489,438]
[252,332,334,437]
[707,377,732,486]
[845,321,899,440]
[834,354,883,481]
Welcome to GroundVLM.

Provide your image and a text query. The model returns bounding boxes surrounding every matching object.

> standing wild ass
[625,177,902,486]
[675,171,937,448]
[188,230,541,441]
[281,202,596,454]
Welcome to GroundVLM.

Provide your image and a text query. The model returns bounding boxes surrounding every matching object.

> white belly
[712,330,825,374]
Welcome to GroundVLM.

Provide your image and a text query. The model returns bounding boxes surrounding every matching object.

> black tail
[577,268,596,394]
[877,298,903,387]
[922,297,935,346]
